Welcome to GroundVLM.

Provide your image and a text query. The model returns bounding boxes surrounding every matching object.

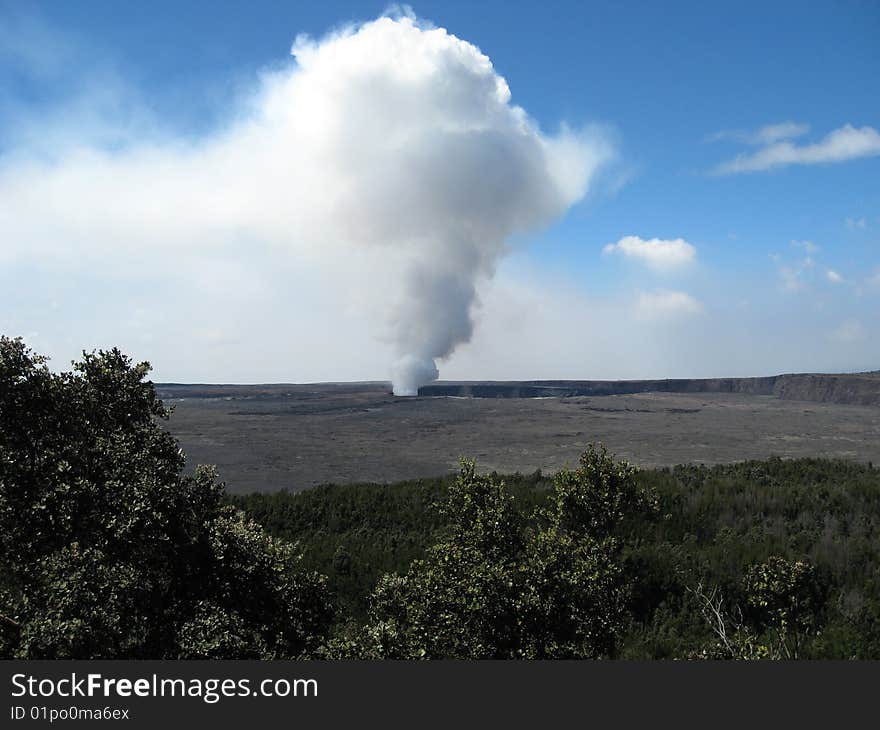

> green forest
[2,336,879,659]
[231,457,880,659]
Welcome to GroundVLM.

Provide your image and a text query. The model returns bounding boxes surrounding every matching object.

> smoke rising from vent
[0,12,614,393]
[289,13,614,394]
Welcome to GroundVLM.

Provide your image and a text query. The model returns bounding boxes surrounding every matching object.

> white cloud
[635,289,703,320]
[845,216,867,230]
[602,235,696,271]
[777,242,849,292]
[714,124,880,174]
[751,122,810,145]
[791,239,819,254]
[708,121,809,146]
[776,243,819,291]
[777,254,815,292]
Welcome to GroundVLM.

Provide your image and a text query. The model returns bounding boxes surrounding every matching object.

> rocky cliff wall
[419,373,880,406]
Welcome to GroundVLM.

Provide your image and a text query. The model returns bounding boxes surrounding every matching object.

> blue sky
[1,1,878,383]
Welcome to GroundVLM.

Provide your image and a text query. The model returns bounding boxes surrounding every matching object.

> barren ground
[156,383,880,493]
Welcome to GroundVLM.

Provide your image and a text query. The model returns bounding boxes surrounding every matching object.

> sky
[1,0,878,384]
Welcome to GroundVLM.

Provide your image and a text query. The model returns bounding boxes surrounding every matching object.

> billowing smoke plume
[287,13,613,393]
[0,12,614,393]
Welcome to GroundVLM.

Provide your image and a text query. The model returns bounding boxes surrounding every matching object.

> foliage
[4,335,880,659]
[229,470,550,619]
[235,455,880,659]
[0,336,332,659]
[333,449,655,658]
[549,445,656,538]
[743,556,825,658]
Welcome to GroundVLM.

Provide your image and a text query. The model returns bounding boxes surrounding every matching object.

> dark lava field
[156,379,880,493]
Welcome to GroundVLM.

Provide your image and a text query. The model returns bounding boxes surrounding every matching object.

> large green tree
[342,447,656,658]
[0,336,332,658]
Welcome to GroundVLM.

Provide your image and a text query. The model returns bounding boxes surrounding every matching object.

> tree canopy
[332,448,657,658]
[3,336,875,659]
[0,336,332,659]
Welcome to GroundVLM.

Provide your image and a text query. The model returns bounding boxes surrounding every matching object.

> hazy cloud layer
[831,320,866,343]
[635,290,703,320]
